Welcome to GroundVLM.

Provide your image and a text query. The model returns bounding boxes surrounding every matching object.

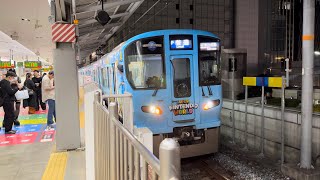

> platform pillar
[300,0,315,169]
[53,43,81,150]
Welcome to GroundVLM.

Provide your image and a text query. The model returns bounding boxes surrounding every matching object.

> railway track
[181,155,234,180]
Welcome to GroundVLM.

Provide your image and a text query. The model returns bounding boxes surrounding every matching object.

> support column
[300,0,315,169]
[54,43,81,150]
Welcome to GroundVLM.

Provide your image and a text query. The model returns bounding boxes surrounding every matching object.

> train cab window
[198,36,221,86]
[124,36,166,89]
[172,58,191,98]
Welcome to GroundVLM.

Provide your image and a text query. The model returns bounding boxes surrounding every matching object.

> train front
[122,30,222,157]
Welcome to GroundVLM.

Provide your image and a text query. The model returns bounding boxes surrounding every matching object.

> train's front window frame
[124,36,166,90]
[198,35,221,86]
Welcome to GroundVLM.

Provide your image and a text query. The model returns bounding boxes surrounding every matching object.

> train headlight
[141,106,162,115]
[203,99,220,110]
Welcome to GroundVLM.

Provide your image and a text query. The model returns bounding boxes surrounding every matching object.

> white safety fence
[103,93,134,133]
[93,91,181,180]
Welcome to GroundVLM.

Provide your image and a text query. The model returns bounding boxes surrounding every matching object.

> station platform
[0,106,85,180]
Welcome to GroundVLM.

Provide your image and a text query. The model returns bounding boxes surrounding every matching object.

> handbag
[24,87,34,96]
[15,90,29,100]
[27,88,34,96]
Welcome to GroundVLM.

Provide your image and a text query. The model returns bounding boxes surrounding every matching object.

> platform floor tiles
[0,106,86,180]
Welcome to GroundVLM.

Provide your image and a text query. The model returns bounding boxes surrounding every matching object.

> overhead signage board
[0,61,14,69]
[24,61,41,68]
[17,62,24,67]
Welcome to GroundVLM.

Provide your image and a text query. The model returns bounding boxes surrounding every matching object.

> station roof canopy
[74,0,143,59]
[0,0,53,64]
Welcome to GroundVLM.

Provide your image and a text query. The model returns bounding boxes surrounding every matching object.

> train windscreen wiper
[201,86,205,96]
[152,86,159,96]
[207,86,213,96]
[152,75,163,97]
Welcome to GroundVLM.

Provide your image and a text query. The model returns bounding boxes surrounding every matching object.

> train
[79,29,222,157]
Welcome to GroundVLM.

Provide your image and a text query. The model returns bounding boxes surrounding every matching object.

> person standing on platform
[42,71,55,129]
[23,73,37,114]
[8,69,21,125]
[0,71,22,134]
[32,70,46,111]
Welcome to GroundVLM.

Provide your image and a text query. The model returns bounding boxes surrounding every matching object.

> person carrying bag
[23,73,37,114]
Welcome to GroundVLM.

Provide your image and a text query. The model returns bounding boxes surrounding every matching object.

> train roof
[80,29,219,70]
[124,29,219,47]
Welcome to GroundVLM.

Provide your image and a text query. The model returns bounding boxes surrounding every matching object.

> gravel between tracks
[207,145,291,180]
[182,145,291,180]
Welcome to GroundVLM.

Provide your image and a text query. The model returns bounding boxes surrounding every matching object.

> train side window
[124,36,166,90]
[198,36,221,86]
[102,68,108,87]
[106,67,110,88]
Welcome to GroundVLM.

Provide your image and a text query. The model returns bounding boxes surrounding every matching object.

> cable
[101,0,104,10]
[134,0,161,25]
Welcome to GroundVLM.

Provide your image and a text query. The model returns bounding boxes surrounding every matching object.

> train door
[169,55,196,122]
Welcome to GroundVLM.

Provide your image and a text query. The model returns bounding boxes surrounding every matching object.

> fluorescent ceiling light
[315,51,320,56]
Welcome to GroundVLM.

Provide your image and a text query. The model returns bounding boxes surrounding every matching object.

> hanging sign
[0,61,14,68]
[17,62,24,67]
[24,61,41,68]
[169,100,198,116]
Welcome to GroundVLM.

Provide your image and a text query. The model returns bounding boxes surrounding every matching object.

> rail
[93,91,181,180]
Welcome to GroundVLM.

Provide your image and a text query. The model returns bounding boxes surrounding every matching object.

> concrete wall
[221,99,320,163]
[234,0,259,75]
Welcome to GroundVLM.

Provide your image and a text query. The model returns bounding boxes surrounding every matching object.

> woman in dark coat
[23,73,37,114]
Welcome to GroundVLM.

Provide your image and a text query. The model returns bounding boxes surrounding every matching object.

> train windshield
[198,36,221,86]
[125,36,165,89]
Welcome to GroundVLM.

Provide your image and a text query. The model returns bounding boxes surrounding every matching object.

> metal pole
[160,138,181,180]
[244,85,248,149]
[71,0,76,15]
[281,77,285,164]
[300,0,315,169]
[260,86,265,156]
[285,58,290,87]
[109,102,118,179]
[232,57,235,143]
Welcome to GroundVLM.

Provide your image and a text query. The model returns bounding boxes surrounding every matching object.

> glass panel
[106,67,110,88]
[172,58,191,98]
[125,36,165,89]
[198,36,221,86]
[102,68,108,87]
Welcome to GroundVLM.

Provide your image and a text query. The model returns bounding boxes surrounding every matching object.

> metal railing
[103,93,134,133]
[93,91,181,180]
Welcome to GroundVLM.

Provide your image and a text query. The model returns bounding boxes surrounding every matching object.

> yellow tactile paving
[79,86,85,129]
[42,152,68,180]
[80,111,85,129]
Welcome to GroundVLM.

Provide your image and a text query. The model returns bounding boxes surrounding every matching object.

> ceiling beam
[76,0,142,13]
[102,1,143,42]
[79,28,103,37]
[78,12,130,27]
[80,43,100,50]
[79,21,122,30]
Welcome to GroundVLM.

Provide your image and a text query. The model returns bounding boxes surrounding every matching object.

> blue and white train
[79,29,222,157]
